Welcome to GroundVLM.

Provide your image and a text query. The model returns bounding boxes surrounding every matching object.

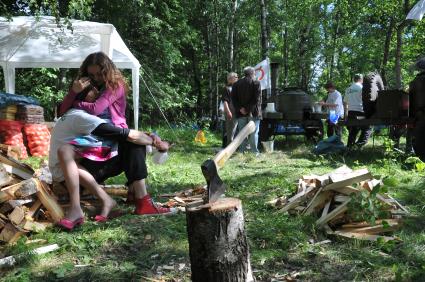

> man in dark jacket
[232,66,262,154]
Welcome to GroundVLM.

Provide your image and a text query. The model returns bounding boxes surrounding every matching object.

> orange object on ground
[23,123,51,157]
[0,119,27,159]
[194,130,207,144]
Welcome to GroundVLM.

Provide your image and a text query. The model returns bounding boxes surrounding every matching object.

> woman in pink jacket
[55,52,174,231]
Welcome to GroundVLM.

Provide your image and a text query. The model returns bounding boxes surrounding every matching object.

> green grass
[1,128,424,281]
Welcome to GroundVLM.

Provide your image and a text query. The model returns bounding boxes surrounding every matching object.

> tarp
[0,16,141,129]
[406,0,425,21]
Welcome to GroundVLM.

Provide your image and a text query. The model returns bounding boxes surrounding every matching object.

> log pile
[160,185,206,208]
[269,165,407,242]
[0,152,64,244]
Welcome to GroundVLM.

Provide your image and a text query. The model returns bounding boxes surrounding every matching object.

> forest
[1,0,425,126]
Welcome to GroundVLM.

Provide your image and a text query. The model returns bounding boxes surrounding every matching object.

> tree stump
[186,197,254,282]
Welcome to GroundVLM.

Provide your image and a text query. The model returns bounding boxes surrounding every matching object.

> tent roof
[0,16,140,69]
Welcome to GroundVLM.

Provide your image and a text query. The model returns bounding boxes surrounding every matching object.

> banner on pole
[254,58,271,90]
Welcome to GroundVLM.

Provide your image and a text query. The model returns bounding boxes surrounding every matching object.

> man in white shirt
[344,74,371,148]
[321,81,344,137]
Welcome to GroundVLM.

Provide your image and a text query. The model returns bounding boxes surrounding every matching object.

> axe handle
[213,120,256,169]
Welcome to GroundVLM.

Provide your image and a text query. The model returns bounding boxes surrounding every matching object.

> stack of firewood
[0,151,64,244]
[160,186,206,208]
[269,165,408,242]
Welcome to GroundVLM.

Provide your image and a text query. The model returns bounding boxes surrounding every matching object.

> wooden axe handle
[213,121,256,169]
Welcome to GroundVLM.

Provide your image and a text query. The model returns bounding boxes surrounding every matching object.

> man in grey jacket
[231,66,262,154]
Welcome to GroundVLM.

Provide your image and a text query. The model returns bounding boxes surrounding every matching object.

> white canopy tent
[0,16,141,129]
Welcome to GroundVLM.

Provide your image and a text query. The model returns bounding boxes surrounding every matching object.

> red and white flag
[254,58,271,90]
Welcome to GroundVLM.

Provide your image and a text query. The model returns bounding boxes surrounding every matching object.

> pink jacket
[60,84,128,129]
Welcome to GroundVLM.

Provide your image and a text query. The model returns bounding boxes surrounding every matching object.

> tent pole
[4,64,16,94]
[132,68,140,130]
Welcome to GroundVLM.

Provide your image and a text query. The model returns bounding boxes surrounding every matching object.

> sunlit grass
[2,128,424,281]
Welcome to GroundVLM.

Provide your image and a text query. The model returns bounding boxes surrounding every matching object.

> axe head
[201,159,226,203]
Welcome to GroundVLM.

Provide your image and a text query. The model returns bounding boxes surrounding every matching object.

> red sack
[23,124,51,157]
[0,119,28,159]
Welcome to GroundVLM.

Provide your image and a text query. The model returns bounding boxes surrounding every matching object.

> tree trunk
[282,0,289,89]
[381,18,395,87]
[260,0,268,59]
[395,0,411,89]
[207,23,214,120]
[329,12,340,81]
[186,198,254,282]
[229,0,237,71]
[192,48,203,119]
[395,22,404,89]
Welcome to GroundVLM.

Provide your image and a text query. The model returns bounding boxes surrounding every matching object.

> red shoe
[134,195,177,216]
[94,215,108,222]
[57,217,84,231]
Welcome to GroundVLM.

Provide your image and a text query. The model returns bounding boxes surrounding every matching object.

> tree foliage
[1,0,425,125]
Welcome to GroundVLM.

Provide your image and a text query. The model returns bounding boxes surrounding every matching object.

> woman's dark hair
[78,52,128,94]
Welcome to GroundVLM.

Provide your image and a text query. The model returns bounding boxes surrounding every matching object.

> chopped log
[320,200,332,219]
[0,244,59,268]
[0,164,13,188]
[21,220,47,232]
[13,178,39,198]
[101,184,128,197]
[26,199,42,219]
[303,189,333,215]
[329,186,361,195]
[361,179,382,192]
[267,196,287,208]
[323,169,372,191]
[377,194,409,213]
[0,144,21,160]
[280,186,317,212]
[0,217,5,229]
[0,199,33,214]
[35,180,64,223]
[0,223,25,243]
[1,163,33,180]
[8,206,25,225]
[332,230,400,242]
[0,152,34,177]
[186,198,254,282]
[341,219,401,234]
[334,195,350,203]
[316,199,351,227]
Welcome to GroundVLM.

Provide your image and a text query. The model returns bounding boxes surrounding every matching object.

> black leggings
[80,123,148,185]
[92,123,130,142]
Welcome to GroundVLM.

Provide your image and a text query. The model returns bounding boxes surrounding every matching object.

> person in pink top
[55,52,175,231]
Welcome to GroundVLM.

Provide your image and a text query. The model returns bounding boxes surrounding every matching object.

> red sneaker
[134,195,177,216]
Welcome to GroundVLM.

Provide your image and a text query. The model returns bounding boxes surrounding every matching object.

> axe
[201,121,256,203]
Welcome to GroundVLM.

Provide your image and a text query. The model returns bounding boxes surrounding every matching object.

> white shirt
[48,109,105,182]
[344,82,363,112]
[326,90,344,117]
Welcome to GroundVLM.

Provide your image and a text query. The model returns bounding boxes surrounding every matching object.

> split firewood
[35,180,64,223]
[280,186,317,213]
[1,163,33,180]
[332,230,400,242]
[340,219,401,234]
[8,206,26,225]
[0,244,59,268]
[13,178,39,198]
[334,195,350,203]
[267,196,288,207]
[0,199,33,214]
[26,200,42,219]
[361,179,382,192]
[329,186,361,195]
[21,220,47,232]
[323,169,372,191]
[101,184,128,197]
[0,223,26,243]
[316,199,351,227]
[303,189,333,215]
[0,217,5,229]
[0,164,13,188]
[0,144,21,160]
